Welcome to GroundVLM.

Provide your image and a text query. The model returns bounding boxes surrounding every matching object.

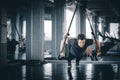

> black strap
[86,10,100,53]
[67,3,79,35]
[60,3,79,53]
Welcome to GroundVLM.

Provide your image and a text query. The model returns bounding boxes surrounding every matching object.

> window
[22,20,26,39]
[110,23,119,38]
[44,20,52,41]
[98,22,102,42]
[7,19,12,39]
[65,6,76,37]
[86,18,92,38]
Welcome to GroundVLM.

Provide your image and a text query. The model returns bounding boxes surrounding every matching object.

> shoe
[90,55,94,61]
[68,63,71,68]
[76,63,79,67]
[58,55,65,60]
[98,56,103,61]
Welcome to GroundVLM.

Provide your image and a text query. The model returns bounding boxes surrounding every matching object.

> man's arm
[93,39,101,56]
[60,35,68,57]
[60,39,65,56]
[86,46,91,55]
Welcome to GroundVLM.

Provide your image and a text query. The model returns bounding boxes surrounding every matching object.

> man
[59,33,100,67]
[100,38,116,56]
[8,39,19,61]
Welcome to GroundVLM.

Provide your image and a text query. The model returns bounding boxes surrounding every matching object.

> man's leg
[76,56,82,67]
[101,41,115,56]
[68,59,71,67]
[68,54,74,67]
[89,54,94,61]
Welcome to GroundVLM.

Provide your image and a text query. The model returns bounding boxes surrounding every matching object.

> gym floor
[0,56,120,80]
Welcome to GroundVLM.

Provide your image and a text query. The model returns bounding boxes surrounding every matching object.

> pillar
[0,8,7,66]
[53,0,65,57]
[79,6,86,34]
[76,5,81,35]
[26,0,44,61]
[51,7,57,57]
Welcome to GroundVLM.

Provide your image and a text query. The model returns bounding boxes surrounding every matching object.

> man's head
[77,34,86,48]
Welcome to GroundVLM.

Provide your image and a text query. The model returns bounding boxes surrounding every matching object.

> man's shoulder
[86,39,93,41]
[68,38,77,46]
[86,39,94,45]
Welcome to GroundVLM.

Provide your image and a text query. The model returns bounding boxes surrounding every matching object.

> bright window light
[7,19,12,39]
[98,22,102,42]
[110,23,119,38]
[44,20,52,41]
[86,18,92,38]
[22,20,26,39]
[66,8,76,38]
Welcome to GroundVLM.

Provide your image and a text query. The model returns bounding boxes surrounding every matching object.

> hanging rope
[58,3,79,59]
[60,3,79,53]
[13,24,26,53]
[86,9,101,56]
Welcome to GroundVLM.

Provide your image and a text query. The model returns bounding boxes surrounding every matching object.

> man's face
[77,39,86,48]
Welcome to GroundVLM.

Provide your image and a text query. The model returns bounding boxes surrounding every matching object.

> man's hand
[86,46,91,55]
[60,52,65,57]
[96,50,101,56]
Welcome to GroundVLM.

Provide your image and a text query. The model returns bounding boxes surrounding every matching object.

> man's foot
[58,55,65,60]
[97,56,103,61]
[68,63,71,68]
[95,56,98,61]
[90,55,94,61]
[76,63,79,67]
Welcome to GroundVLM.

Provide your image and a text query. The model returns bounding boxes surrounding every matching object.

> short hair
[77,33,86,40]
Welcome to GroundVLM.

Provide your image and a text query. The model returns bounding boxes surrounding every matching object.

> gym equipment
[58,3,79,60]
